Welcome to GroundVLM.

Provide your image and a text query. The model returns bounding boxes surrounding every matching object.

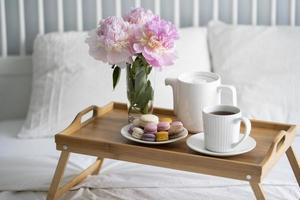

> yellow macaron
[156,131,169,141]
[160,117,172,123]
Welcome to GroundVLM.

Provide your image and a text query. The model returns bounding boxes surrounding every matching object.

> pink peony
[132,16,179,67]
[123,7,156,25]
[86,16,133,64]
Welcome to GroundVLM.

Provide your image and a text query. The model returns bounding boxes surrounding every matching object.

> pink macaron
[144,131,157,135]
[157,122,170,131]
[170,121,183,128]
[144,123,157,133]
[169,121,184,136]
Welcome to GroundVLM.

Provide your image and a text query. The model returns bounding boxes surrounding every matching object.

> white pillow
[18,32,116,138]
[208,21,300,128]
[155,27,211,109]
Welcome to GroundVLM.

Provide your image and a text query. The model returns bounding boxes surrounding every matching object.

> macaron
[169,129,186,139]
[143,133,156,138]
[170,121,183,129]
[144,123,157,133]
[142,133,156,142]
[139,114,159,127]
[143,131,157,135]
[168,121,184,136]
[128,125,135,134]
[142,137,156,142]
[156,131,169,141]
[132,127,144,139]
[160,117,172,123]
[157,122,170,131]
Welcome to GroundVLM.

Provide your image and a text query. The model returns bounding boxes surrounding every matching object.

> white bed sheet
[1,185,300,200]
[0,119,96,191]
[0,119,299,199]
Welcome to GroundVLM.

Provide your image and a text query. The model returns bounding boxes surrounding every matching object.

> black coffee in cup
[210,111,235,115]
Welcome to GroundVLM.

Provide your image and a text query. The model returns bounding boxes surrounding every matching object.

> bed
[0,0,300,199]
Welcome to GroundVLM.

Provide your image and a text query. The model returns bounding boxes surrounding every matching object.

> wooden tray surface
[55,102,297,181]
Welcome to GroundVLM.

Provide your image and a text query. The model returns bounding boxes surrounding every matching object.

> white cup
[202,105,251,153]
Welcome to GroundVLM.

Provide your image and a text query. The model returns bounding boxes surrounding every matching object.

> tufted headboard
[0,0,299,120]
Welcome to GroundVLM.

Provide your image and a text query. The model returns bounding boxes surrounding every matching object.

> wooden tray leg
[286,146,300,187]
[47,151,104,200]
[47,151,70,200]
[92,157,104,175]
[250,182,266,200]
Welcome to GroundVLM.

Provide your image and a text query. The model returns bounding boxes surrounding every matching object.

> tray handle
[262,130,287,167]
[271,130,287,155]
[75,105,99,127]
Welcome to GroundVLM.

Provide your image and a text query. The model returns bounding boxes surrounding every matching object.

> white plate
[121,124,188,145]
[186,132,256,157]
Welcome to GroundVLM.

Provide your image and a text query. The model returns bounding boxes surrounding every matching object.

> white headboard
[0,0,299,120]
[1,0,299,57]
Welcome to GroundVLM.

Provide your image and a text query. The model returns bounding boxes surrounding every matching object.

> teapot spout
[165,78,178,115]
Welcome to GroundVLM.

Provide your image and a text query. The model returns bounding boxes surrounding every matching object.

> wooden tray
[48,102,300,200]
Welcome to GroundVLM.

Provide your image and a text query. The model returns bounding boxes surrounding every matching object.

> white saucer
[121,124,188,145]
[186,132,256,157]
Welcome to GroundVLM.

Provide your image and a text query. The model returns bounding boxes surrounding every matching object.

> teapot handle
[217,84,237,106]
[165,78,178,115]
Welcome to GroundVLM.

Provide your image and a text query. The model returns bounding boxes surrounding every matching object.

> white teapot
[165,71,237,132]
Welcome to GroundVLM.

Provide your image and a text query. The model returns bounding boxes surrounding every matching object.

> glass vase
[126,56,155,122]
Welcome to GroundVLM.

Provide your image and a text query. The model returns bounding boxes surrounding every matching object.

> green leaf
[148,80,154,100]
[146,66,152,75]
[142,104,149,114]
[135,69,147,92]
[135,81,153,113]
[126,64,135,103]
[112,66,121,90]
